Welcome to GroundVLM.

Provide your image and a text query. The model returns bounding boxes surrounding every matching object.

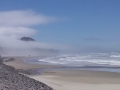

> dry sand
[4,57,120,90]
[29,70,120,90]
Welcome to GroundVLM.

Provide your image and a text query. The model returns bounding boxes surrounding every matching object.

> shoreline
[4,56,120,74]
[3,57,62,70]
[3,57,120,90]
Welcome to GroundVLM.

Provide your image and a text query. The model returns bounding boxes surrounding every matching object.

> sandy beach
[3,57,61,70]
[3,57,120,90]
[30,73,120,90]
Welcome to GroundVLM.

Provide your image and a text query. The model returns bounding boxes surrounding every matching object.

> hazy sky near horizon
[0,0,120,52]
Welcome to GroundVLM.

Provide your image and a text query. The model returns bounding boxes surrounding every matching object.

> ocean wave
[38,53,120,67]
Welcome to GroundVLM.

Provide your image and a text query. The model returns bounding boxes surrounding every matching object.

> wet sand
[3,57,61,70]
[4,57,120,90]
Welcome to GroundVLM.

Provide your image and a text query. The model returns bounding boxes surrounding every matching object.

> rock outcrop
[20,37,35,41]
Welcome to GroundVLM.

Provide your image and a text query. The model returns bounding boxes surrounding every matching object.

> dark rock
[20,37,35,41]
[3,58,15,62]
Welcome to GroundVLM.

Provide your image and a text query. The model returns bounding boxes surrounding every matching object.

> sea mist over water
[0,36,61,56]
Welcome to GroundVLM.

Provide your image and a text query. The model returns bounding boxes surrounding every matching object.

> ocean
[25,52,120,73]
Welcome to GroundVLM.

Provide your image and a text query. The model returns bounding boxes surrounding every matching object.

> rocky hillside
[0,58,53,90]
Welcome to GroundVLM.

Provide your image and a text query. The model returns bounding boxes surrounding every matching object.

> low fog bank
[0,37,60,57]
[0,36,118,57]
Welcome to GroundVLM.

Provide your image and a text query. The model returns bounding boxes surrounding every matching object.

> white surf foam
[38,53,120,67]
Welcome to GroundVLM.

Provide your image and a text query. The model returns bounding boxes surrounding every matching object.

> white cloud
[0,10,56,26]
[0,10,68,56]
[0,10,57,38]
[0,27,36,38]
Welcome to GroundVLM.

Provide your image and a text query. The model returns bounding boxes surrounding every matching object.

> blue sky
[0,0,120,52]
